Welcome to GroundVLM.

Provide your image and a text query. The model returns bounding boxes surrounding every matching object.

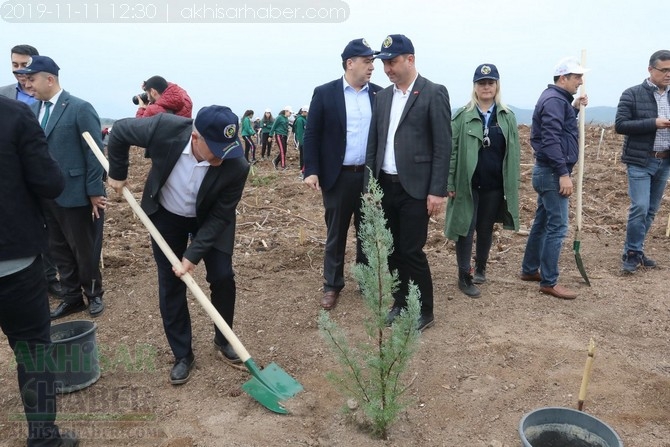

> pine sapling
[318,176,421,439]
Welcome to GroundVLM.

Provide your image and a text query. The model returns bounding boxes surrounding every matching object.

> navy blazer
[303,77,382,192]
[107,113,250,264]
[0,97,64,261]
[366,74,452,200]
[30,90,105,207]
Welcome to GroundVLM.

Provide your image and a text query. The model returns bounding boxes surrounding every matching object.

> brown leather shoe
[520,271,542,282]
[321,291,340,310]
[539,284,577,300]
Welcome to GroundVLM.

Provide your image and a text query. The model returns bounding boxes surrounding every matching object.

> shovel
[573,49,591,286]
[83,132,303,414]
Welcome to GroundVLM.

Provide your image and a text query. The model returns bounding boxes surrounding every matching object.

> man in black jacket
[0,97,78,446]
[106,106,250,385]
[303,38,382,310]
[616,50,670,273]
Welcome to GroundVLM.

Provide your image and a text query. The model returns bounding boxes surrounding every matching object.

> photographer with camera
[134,75,192,119]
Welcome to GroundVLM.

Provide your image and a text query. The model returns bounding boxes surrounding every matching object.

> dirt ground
[1,126,670,447]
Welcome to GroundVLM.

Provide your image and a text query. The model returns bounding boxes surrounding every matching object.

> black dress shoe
[58,430,80,447]
[385,306,403,327]
[47,281,64,298]
[214,339,243,368]
[417,313,434,332]
[88,296,105,317]
[170,354,195,385]
[50,300,87,320]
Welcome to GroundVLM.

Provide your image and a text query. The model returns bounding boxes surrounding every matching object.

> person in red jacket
[135,75,192,118]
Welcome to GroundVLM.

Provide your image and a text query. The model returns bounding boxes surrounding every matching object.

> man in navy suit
[0,96,79,446]
[303,38,383,310]
[16,55,106,319]
[366,35,452,331]
[107,107,250,385]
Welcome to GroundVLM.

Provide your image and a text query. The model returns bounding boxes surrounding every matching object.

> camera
[132,92,149,105]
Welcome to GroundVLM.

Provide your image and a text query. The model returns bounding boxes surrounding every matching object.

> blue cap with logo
[473,63,500,82]
[13,55,60,76]
[376,34,415,60]
[341,38,378,60]
[194,106,243,160]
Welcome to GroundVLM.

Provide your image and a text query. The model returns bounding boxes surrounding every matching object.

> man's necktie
[40,101,52,129]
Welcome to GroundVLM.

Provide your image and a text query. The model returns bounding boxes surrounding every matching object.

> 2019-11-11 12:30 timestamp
[1,2,168,22]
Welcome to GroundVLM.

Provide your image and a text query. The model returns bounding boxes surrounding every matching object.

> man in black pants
[0,96,78,446]
[303,38,382,310]
[16,55,107,319]
[107,106,250,385]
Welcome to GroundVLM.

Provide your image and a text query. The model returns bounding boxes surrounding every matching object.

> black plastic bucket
[50,320,100,393]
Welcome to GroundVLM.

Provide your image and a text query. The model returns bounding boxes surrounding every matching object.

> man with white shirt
[106,106,250,385]
[365,34,452,331]
[16,55,107,319]
[303,38,383,310]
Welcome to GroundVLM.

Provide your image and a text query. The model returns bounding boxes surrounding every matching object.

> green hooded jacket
[270,113,289,137]
[241,116,255,137]
[444,104,521,241]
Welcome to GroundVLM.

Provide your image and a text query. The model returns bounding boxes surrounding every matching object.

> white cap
[301,105,309,112]
[264,108,271,113]
[553,57,590,76]
[283,105,293,113]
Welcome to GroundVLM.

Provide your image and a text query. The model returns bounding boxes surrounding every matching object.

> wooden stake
[578,338,596,411]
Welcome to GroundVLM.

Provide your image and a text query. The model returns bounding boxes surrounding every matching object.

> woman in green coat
[444,63,520,298]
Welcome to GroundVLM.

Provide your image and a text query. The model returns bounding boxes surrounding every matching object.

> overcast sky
[0,0,663,120]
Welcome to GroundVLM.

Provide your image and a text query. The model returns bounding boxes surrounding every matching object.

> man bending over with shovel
[106,106,250,385]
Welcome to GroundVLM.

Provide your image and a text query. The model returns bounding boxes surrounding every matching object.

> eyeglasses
[482,127,491,148]
[652,66,670,74]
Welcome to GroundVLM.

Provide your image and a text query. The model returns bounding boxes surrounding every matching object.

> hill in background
[508,105,615,125]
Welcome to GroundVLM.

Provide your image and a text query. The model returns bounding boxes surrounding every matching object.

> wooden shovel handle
[82,132,251,362]
[576,49,587,232]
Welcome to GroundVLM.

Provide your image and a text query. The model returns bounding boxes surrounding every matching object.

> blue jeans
[521,165,569,287]
[624,159,670,253]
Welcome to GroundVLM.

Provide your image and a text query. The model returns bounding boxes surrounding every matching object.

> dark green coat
[444,104,520,240]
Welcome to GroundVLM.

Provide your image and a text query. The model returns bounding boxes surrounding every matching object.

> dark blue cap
[13,55,60,76]
[341,38,378,60]
[473,63,500,82]
[376,34,415,60]
[195,106,243,160]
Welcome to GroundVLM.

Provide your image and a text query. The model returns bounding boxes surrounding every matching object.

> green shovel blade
[241,360,304,414]
[573,240,591,287]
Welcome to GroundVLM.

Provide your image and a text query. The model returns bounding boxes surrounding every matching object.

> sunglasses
[482,127,491,148]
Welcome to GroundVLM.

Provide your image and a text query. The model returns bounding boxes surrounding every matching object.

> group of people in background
[2,34,670,446]
[302,38,670,324]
